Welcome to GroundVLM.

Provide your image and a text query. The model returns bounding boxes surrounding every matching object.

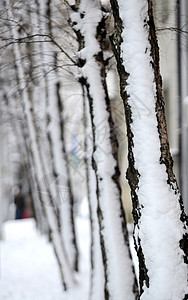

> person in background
[14,185,25,219]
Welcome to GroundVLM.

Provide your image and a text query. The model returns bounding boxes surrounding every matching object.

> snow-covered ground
[0,216,90,300]
[0,193,138,300]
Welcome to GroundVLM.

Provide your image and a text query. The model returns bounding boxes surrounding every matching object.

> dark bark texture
[110,0,188,297]
[147,0,188,266]
[96,11,139,298]
[110,0,149,294]
[56,81,79,272]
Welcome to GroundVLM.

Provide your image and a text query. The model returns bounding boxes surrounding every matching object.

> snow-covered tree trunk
[5,0,76,289]
[55,81,79,271]
[70,3,105,295]
[2,89,44,230]
[36,0,79,272]
[2,2,46,232]
[71,1,138,299]
[82,85,105,300]
[110,0,188,299]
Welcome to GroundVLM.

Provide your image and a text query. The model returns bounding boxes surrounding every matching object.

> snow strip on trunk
[8,0,74,288]
[117,0,188,299]
[72,1,137,299]
[84,87,105,300]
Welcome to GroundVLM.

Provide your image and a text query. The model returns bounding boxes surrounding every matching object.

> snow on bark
[55,81,79,272]
[72,1,138,299]
[7,0,75,289]
[83,87,105,300]
[37,0,79,272]
[3,88,44,231]
[111,0,188,299]
[4,1,46,233]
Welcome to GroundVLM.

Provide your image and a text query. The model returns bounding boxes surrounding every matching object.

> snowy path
[0,217,90,300]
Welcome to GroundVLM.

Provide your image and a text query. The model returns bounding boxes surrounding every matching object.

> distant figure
[14,185,25,219]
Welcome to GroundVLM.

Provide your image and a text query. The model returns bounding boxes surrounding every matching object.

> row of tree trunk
[0,0,187,299]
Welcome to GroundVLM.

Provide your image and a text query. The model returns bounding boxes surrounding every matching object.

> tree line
[0,0,187,299]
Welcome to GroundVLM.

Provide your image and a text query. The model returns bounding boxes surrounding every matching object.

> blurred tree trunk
[38,0,79,272]
[5,0,75,289]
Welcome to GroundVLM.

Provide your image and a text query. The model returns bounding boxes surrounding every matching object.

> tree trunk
[71,0,138,298]
[6,0,75,289]
[82,85,105,300]
[110,0,188,298]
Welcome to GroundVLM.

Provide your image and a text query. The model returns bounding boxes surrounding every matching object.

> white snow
[72,1,138,299]
[84,95,105,300]
[0,216,90,300]
[118,0,188,299]
[47,69,78,272]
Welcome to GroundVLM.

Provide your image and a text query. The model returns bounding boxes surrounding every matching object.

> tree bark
[71,0,138,298]
[110,0,188,298]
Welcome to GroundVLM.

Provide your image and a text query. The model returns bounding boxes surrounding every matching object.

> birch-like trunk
[7,95,45,231]
[71,1,138,299]
[6,0,75,289]
[83,85,105,300]
[70,3,105,296]
[37,0,79,272]
[110,0,188,299]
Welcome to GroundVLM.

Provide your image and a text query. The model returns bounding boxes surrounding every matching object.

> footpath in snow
[0,216,90,300]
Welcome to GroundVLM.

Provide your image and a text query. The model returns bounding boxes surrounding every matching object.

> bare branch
[0,33,77,65]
